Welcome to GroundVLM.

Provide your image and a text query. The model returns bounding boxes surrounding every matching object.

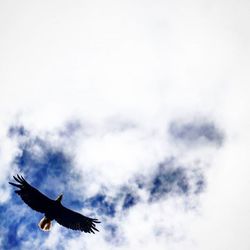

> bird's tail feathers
[38,217,52,231]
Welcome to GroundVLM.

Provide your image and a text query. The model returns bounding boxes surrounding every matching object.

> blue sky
[0,1,250,250]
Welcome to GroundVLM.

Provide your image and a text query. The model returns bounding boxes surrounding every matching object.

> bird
[9,174,100,233]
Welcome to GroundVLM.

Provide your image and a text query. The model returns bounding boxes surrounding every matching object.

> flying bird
[9,175,100,233]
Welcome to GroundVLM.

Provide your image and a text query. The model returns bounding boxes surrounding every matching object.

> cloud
[169,120,224,147]
[149,165,199,201]
[84,193,117,218]
[122,192,139,210]
[0,0,250,249]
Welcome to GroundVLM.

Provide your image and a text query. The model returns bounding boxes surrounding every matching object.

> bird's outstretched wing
[9,175,53,214]
[54,204,100,233]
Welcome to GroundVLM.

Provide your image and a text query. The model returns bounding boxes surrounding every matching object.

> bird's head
[55,193,63,203]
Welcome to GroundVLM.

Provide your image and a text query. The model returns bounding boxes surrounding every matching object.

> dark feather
[9,175,56,213]
[54,204,100,233]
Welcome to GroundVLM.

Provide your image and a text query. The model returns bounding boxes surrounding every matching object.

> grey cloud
[169,120,224,146]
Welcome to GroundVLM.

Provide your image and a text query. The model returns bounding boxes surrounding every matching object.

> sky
[0,0,250,249]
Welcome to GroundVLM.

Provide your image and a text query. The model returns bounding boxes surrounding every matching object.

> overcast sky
[0,0,250,249]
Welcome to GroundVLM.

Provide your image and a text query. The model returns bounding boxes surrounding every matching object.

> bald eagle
[9,175,100,233]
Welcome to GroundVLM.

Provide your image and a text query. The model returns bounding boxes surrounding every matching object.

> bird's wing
[9,175,54,214]
[54,204,100,233]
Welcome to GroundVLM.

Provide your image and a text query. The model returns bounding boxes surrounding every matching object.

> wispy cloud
[169,120,224,147]
[0,0,250,249]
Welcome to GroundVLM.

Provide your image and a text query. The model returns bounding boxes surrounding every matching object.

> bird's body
[9,175,100,233]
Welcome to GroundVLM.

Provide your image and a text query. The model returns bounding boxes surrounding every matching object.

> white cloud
[0,0,250,249]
